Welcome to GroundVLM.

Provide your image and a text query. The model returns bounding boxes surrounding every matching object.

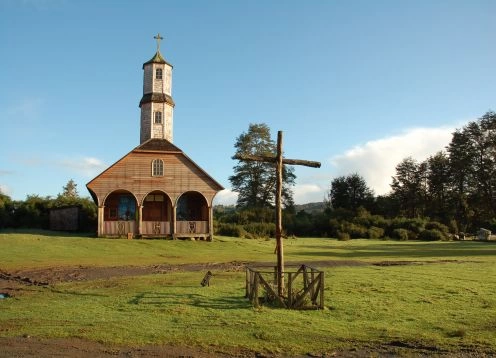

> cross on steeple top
[154,33,164,51]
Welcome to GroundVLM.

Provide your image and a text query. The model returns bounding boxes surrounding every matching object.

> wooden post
[233,130,321,299]
[275,131,284,296]
[97,206,104,237]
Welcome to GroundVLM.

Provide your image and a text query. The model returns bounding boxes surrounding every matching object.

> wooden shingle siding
[87,143,223,207]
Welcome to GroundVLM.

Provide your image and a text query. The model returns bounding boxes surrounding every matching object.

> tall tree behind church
[229,123,295,212]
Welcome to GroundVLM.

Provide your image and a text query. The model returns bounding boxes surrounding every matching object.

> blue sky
[1,0,495,205]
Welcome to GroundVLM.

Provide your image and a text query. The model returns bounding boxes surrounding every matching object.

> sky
[0,0,495,206]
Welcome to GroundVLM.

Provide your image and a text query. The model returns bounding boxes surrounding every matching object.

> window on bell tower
[154,111,162,124]
[152,159,164,176]
[156,68,163,80]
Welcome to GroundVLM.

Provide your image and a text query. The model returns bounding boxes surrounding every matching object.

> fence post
[287,272,293,308]
[253,273,259,307]
[319,272,325,309]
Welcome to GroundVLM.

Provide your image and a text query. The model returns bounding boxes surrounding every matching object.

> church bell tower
[140,33,175,143]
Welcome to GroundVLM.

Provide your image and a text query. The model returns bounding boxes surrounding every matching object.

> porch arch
[101,189,138,236]
[141,190,173,236]
[175,191,211,239]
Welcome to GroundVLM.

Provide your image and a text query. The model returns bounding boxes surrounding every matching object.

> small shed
[49,205,81,231]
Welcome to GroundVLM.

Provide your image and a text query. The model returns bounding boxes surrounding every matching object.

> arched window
[156,68,163,80]
[154,111,162,124]
[152,159,164,176]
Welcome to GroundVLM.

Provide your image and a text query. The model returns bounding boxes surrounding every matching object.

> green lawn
[1,231,495,355]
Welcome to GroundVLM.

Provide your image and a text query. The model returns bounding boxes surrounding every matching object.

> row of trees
[388,111,496,232]
[216,112,496,240]
[3,112,495,239]
[0,180,97,231]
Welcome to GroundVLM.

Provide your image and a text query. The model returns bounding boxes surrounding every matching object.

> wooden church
[87,35,224,240]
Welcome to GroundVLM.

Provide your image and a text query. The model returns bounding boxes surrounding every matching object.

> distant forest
[2,111,496,241]
[215,111,496,240]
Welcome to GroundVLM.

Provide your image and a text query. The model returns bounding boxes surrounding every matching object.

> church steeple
[139,33,175,143]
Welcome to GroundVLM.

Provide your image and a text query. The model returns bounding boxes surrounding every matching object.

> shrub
[418,229,447,241]
[215,223,246,238]
[341,221,368,238]
[243,222,276,239]
[337,231,350,241]
[390,217,426,234]
[392,228,409,241]
[425,221,450,235]
[368,226,385,239]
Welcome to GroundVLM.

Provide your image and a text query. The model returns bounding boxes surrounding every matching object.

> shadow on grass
[297,241,496,260]
[128,292,251,309]
[0,229,96,238]
[50,288,109,297]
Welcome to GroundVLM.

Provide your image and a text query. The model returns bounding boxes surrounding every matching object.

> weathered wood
[293,274,320,308]
[275,131,284,296]
[257,273,287,308]
[235,131,321,300]
[233,154,321,168]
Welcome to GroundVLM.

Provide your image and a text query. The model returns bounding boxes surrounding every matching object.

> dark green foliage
[0,180,97,232]
[337,231,350,241]
[392,228,410,241]
[330,174,374,211]
[368,226,385,239]
[216,223,247,238]
[229,123,295,209]
[243,222,276,239]
[418,229,448,241]
[425,221,450,235]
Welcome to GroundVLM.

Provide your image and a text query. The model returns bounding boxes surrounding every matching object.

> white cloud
[293,183,327,204]
[213,189,238,206]
[0,184,12,196]
[59,157,107,177]
[330,126,456,195]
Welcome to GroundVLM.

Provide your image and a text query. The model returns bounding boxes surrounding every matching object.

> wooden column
[138,205,143,236]
[97,206,104,237]
[171,205,177,239]
[275,131,284,296]
[208,205,214,241]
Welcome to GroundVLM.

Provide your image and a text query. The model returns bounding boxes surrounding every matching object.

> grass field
[1,230,495,356]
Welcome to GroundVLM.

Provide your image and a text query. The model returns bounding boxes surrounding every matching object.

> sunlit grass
[0,230,495,355]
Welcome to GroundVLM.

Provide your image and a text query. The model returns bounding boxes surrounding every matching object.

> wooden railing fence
[245,265,324,309]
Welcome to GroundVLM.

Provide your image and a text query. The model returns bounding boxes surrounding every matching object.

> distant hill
[214,202,327,214]
[294,202,327,214]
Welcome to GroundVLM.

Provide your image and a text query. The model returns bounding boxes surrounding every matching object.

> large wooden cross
[235,130,321,297]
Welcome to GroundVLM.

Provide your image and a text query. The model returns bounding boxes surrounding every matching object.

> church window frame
[152,159,164,177]
[156,68,163,80]
[154,111,162,124]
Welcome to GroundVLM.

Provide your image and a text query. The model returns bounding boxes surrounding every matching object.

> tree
[53,179,80,207]
[390,157,428,217]
[329,173,374,211]
[229,123,296,210]
[425,151,451,221]
[446,111,496,229]
[0,192,13,228]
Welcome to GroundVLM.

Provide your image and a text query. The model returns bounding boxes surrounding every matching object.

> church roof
[133,138,182,153]
[139,93,175,108]
[143,50,173,68]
